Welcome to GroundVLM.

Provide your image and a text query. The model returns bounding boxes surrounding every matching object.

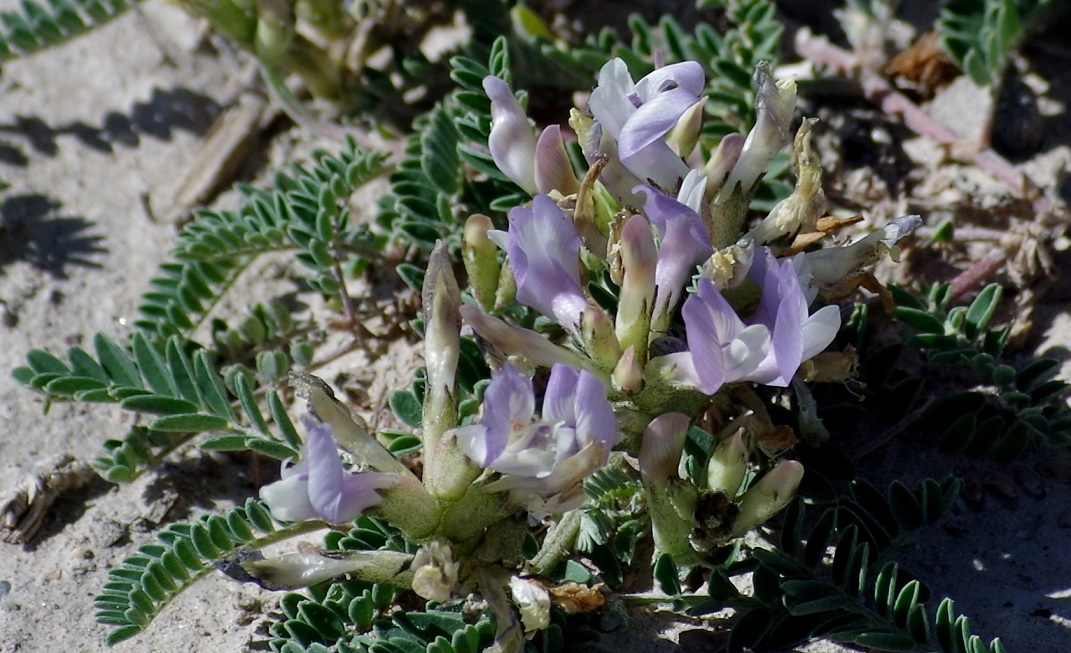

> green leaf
[987,418,1033,460]
[390,390,423,429]
[804,508,836,568]
[893,580,922,627]
[120,394,200,415]
[234,372,270,435]
[11,366,34,386]
[94,333,142,388]
[44,375,108,396]
[653,553,681,596]
[939,414,977,454]
[268,389,302,449]
[193,350,234,419]
[198,434,249,450]
[396,263,425,293]
[852,631,918,650]
[132,332,177,396]
[889,481,923,530]
[165,338,199,404]
[891,307,946,334]
[787,594,857,616]
[1015,358,1060,391]
[907,603,931,644]
[728,607,772,653]
[26,348,70,375]
[963,283,1001,339]
[149,413,230,432]
[244,437,298,460]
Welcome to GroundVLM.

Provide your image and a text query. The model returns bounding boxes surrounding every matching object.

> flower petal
[484,76,537,194]
[305,421,389,523]
[508,195,588,331]
[542,363,579,425]
[481,364,536,462]
[801,305,841,360]
[259,474,315,523]
[534,125,579,195]
[683,277,772,394]
[634,61,705,100]
[573,369,617,454]
[588,58,636,137]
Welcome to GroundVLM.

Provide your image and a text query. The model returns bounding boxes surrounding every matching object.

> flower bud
[731,460,803,537]
[535,125,580,195]
[709,65,797,248]
[704,238,755,292]
[701,133,744,200]
[615,215,657,365]
[581,305,622,371]
[666,99,706,160]
[639,413,699,562]
[803,215,922,290]
[235,549,415,590]
[573,154,613,258]
[289,373,408,476]
[464,214,502,311]
[612,345,643,394]
[639,413,690,487]
[748,119,825,247]
[460,305,594,373]
[254,0,294,65]
[706,428,748,498]
[484,76,538,194]
[423,245,482,501]
[721,64,797,197]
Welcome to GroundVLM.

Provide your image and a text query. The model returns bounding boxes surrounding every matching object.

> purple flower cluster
[454,363,618,515]
[587,59,705,195]
[474,57,844,401]
[679,247,840,394]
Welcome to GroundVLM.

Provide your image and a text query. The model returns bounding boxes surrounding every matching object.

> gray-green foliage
[139,139,389,340]
[0,0,140,61]
[95,498,318,644]
[938,0,1055,84]
[678,478,1005,653]
[889,282,1071,456]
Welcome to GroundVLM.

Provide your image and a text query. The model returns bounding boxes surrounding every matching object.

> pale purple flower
[673,246,840,394]
[679,277,772,394]
[588,58,705,193]
[484,76,579,195]
[455,363,618,515]
[739,247,840,386]
[259,416,395,523]
[488,194,588,333]
[634,173,713,326]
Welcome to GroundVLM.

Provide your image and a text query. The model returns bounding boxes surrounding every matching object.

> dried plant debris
[0,454,96,545]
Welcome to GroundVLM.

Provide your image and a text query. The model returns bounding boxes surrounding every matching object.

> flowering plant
[11,4,1066,653]
[232,52,921,651]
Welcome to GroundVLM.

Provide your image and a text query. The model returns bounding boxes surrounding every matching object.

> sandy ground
[1,3,1071,652]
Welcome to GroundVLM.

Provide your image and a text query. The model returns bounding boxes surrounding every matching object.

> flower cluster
[253,56,919,652]
[454,363,618,516]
